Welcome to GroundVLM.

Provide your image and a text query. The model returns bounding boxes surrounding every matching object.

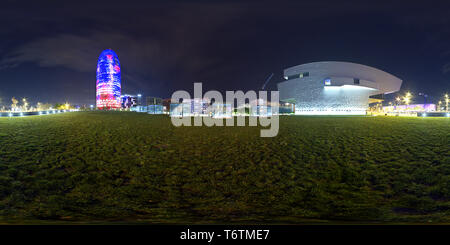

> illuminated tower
[96,49,121,109]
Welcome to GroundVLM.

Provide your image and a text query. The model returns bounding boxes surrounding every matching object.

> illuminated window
[287,72,309,80]
[324,78,331,86]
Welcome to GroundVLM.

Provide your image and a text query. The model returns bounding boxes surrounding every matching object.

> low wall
[0,110,73,117]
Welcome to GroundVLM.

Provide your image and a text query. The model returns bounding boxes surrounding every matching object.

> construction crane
[261,73,274,90]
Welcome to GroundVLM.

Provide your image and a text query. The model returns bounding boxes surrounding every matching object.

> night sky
[1,0,449,106]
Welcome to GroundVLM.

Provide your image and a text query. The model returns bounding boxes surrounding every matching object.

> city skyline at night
[2,1,450,239]
[0,0,449,106]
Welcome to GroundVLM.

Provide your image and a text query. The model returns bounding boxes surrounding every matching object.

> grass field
[0,111,449,224]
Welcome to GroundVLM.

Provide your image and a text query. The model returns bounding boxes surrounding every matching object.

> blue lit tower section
[96,49,121,109]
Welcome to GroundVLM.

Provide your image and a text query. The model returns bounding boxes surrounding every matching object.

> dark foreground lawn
[0,111,449,224]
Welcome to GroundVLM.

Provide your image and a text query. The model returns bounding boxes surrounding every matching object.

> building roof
[282,61,402,94]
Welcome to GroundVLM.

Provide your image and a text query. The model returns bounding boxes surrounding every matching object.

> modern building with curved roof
[277,61,402,115]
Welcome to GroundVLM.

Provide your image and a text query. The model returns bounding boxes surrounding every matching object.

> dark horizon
[1,0,449,106]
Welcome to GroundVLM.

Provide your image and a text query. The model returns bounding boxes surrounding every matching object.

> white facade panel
[278,61,402,115]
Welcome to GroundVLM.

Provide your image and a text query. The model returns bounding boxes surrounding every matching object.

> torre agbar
[277,61,402,115]
[96,49,122,109]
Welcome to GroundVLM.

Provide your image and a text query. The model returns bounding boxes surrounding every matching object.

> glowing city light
[403,97,410,105]
[96,49,121,109]
[445,94,449,112]
[403,92,412,105]
[323,85,376,90]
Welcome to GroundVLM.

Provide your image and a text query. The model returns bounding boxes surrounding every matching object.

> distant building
[146,97,162,106]
[146,96,163,114]
[170,98,207,117]
[120,94,163,114]
[162,98,172,113]
[121,94,138,109]
[382,104,436,113]
[236,99,275,116]
[278,61,403,115]
[170,98,231,118]
[96,49,121,109]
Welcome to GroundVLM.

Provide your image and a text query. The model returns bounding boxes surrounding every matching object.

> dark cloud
[443,64,450,74]
[0,1,253,95]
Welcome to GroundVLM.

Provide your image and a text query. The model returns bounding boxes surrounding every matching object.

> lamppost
[403,93,411,105]
[445,94,449,112]
[403,92,412,114]
[395,97,401,112]
[418,92,428,104]
[438,101,442,111]
[22,98,28,112]
[137,94,142,112]
[404,97,410,105]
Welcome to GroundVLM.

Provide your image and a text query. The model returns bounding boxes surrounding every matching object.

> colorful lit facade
[382,104,436,112]
[96,49,121,109]
[121,94,138,109]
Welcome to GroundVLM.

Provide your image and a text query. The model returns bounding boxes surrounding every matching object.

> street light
[445,94,449,112]
[403,92,412,107]
[403,96,410,105]
[418,92,428,104]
